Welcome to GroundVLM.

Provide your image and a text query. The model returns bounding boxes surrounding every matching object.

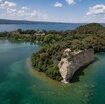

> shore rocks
[58,48,95,84]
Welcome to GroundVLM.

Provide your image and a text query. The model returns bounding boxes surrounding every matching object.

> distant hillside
[0,19,69,24]
[0,19,57,24]
[0,19,33,24]
[72,23,105,34]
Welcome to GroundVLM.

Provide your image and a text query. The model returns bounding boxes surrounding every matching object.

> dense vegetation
[31,23,105,80]
[0,23,105,80]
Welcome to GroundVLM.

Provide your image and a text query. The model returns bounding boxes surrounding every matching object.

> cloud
[0,0,16,9]
[86,4,105,23]
[87,4,105,15]
[54,2,63,7]
[0,0,48,21]
[65,0,76,5]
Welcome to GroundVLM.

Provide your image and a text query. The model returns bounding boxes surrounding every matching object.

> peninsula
[0,23,105,83]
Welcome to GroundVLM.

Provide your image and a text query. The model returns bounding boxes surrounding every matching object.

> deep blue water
[0,23,83,32]
[0,23,105,32]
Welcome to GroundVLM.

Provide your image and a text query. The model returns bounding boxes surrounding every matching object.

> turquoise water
[0,40,105,104]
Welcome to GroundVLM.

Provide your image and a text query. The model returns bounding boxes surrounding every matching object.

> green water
[0,40,105,104]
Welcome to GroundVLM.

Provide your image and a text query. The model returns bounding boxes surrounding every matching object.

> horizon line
[0,18,105,24]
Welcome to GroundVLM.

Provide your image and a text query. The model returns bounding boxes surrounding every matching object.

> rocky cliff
[58,48,95,84]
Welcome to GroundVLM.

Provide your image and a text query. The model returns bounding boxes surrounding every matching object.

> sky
[0,0,105,23]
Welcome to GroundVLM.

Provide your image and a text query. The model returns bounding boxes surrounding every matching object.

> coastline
[26,57,64,86]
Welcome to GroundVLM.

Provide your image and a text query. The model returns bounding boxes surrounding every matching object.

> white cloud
[54,2,63,7]
[86,4,105,23]
[21,6,30,10]
[87,4,105,15]
[0,0,48,21]
[65,0,76,5]
[0,0,16,9]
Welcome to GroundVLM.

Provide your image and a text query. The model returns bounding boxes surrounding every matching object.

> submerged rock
[58,48,95,84]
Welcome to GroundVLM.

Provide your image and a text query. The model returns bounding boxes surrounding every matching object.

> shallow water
[0,40,105,104]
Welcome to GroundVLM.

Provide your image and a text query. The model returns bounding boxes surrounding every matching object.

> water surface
[0,23,105,32]
[0,23,83,32]
[0,40,105,104]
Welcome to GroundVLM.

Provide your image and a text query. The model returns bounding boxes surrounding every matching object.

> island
[0,23,105,83]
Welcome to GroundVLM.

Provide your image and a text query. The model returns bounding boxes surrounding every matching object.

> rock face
[58,48,95,84]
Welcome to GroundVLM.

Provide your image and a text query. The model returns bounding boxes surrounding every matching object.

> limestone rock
[58,48,95,84]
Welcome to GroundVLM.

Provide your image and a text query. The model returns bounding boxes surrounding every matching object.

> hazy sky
[0,0,105,23]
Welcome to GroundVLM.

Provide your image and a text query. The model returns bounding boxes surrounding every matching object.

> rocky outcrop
[58,48,95,84]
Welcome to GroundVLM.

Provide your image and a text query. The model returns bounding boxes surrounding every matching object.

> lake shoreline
[26,57,63,86]
[1,40,105,103]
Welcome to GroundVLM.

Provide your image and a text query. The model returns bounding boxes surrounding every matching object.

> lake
[0,40,105,104]
[0,23,83,32]
[0,22,105,32]
[0,23,105,32]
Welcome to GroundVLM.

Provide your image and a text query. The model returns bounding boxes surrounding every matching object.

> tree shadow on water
[70,57,98,83]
